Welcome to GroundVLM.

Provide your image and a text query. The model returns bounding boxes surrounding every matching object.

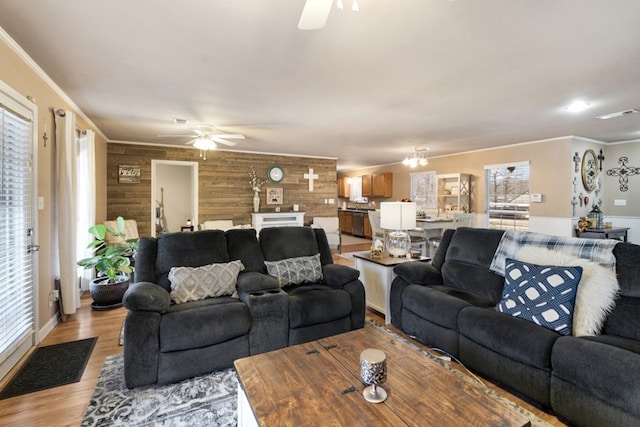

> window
[484,162,530,230]
[410,171,437,212]
[0,82,36,379]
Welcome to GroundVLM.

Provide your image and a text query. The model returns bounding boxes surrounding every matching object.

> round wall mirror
[581,149,598,192]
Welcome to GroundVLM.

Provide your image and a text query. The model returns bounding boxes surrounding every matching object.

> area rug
[0,337,97,400]
[81,355,237,426]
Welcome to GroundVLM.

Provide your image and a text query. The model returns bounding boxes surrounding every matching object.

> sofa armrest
[322,264,360,289]
[123,282,171,313]
[236,271,280,297]
[393,262,443,286]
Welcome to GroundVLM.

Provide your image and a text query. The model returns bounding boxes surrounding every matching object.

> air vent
[172,118,189,125]
[596,109,639,120]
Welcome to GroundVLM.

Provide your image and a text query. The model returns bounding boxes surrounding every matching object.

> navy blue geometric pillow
[496,258,583,336]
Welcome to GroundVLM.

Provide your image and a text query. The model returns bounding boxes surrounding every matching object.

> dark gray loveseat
[122,226,365,388]
[390,227,640,427]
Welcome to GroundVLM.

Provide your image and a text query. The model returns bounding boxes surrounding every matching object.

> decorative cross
[571,197,578,217]
[606,156,640,192]
[597,149,605,171]
[572,177,577,193]
[573,152,580,173]
[304,168,319,192]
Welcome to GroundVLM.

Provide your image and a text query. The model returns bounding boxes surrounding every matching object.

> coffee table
[234,326,530,426]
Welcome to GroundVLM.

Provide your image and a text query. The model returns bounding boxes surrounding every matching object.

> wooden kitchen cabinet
[373,172,393,197]
[361,174,373,197]
[338,177,350,198]
[338,210,353,235]
[364,213,372,238]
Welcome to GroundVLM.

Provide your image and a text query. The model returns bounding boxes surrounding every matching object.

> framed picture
[450,185,459,195]
[118,165,140,184]
[266,187,283,205]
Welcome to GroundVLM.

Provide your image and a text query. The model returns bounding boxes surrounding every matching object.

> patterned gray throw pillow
[265,253,323,287]
[169,260,245,304]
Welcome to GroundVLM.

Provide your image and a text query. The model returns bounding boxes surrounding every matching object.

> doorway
[151,160,198,236]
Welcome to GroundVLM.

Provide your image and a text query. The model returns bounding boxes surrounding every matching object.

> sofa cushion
[225,228,265,273]
[516,246,619,336]
[459,306,559,369]
[160,298,251,352]
[260,226,321,261]
[153,230,231,292]
[441,227,506,304]
[496,258,582,336]
[551,336,640,418]
[168,260,244,304]
[403,285,492,331]
[265,253,323,287]
[285,284,351,328]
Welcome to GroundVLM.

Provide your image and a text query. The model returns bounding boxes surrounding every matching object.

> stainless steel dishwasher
[351,211,365,237]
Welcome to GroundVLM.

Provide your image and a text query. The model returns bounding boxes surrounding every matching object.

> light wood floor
[0,243,564,426]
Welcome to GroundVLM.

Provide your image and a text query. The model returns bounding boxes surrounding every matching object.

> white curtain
[54,109,80,314]
[76,130,96,291]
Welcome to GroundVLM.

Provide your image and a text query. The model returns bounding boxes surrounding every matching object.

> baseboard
[37,311,60,344]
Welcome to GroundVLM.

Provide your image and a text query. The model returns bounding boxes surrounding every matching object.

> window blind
[484,161,530,230]
[0,100,35,373]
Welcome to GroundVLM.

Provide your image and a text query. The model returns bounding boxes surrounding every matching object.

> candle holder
[360,348,388,403]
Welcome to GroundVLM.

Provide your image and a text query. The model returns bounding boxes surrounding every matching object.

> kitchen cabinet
[361,174,373,197]
[339,210,353,235]
[364,213,372,238]
[373,172,393,197]
[338,177,350,198]
[437,173,471,213]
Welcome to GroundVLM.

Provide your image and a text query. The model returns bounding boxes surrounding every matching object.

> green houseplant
[77,216,138,309]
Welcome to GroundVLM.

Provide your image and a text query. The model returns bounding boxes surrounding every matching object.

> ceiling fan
[159,124,245,151]
[298,0,359,30]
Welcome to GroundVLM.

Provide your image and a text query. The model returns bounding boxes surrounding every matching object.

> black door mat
[0,337,98,399]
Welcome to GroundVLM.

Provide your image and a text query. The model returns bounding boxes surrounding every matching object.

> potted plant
[77,216,138,309]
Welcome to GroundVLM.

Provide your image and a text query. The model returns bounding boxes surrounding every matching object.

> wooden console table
[576,227,629,242]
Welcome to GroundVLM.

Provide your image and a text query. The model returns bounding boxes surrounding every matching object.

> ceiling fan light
[193,138,217,151]
[352,0,359,12]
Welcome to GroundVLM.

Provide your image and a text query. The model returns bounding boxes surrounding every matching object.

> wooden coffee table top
[234,326,530,426]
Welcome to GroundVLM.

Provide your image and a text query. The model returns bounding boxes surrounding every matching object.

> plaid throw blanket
[490,230,619,276]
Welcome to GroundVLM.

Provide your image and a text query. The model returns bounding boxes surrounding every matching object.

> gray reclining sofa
[122,226,365,388]
[390,227,640,427]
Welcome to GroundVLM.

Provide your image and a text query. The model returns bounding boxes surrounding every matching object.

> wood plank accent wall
[107,143,338,236]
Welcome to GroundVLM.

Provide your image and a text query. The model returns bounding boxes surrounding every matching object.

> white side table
[353,251,430,324]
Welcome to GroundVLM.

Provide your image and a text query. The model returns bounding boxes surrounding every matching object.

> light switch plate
[614,199,627,206]
[530,194,543,203]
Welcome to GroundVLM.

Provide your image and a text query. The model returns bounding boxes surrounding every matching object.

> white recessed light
[565,100,591,113]
[596,109,639,120]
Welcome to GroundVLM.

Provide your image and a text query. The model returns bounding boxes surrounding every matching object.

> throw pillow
[496,258,583,336]
[516,246,620,336]
[265,253,323,287]
[169,260,245,304]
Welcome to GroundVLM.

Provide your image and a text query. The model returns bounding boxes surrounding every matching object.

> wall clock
[581,149,598,192]
[268,165,284,183]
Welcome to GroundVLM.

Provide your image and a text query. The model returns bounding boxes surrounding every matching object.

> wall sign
[118,165,140,184]
[266,187,283,205]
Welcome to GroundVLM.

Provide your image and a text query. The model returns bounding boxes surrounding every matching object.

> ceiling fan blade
[210,134,245,140]
[211,137,237,147]
[298,0,333,30]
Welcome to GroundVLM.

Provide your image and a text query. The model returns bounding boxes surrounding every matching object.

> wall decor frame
[581,149,598,192]
[118,164,141,184]
[266,187,283,205]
